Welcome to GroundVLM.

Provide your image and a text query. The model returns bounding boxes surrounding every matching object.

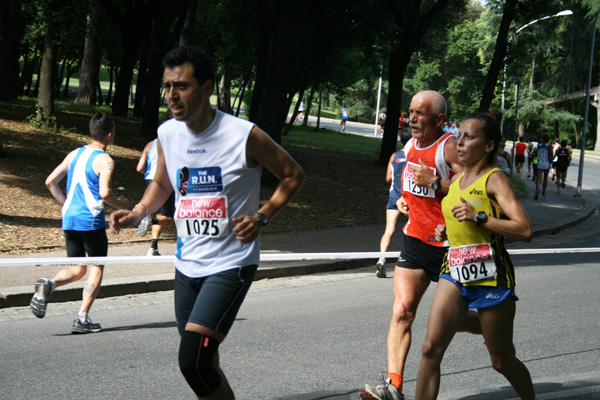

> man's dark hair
[89,112,115,141]
[162,45,215,87]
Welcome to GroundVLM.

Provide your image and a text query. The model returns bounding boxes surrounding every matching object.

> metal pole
[374,65,383,136]
[500,10,573,136]
[512,82,519,170]
[577,9,600,197]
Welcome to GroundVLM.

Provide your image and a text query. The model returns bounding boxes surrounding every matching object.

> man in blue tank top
[30,112,129,334]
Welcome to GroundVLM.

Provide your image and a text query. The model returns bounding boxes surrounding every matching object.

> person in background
[533,135,552,200]
[514,136,527,175]
[375,128,412,278]
[553,138,571,194]
[136,138,175,256]
[527,136,538,179]
[341,105,350,132]
[31,112,129,334]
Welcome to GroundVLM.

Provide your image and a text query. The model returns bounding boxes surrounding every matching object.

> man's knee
[179,331,222,397]
[391,299,417,326]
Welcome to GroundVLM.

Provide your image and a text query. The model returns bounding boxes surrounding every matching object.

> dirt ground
[0,106,389,255]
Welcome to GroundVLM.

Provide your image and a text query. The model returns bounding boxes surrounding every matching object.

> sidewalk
[0,172,596,308]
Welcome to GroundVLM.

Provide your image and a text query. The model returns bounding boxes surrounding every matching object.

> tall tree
[75,0,103,105]
[0,0,24,101]
[38,0,60,129]
[140,0,192,139]
[378,0,460,165]
[477,0,519,112]
[101,0,153,117]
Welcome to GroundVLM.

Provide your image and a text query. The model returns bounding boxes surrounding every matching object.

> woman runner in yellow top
[415,111,535,400]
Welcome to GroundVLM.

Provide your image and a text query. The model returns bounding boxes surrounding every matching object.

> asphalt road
[2,238,599,399]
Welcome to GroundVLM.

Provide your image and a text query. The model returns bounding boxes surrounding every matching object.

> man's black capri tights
[179,331,221,396]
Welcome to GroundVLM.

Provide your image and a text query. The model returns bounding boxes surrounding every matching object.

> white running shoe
[375,258,386,278]
[146,248,161,256]
[360,376,404,400]
[30,278,52,318]
[138,215,152,237]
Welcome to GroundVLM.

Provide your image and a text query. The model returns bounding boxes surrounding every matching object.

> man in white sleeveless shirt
[109,46,304,400]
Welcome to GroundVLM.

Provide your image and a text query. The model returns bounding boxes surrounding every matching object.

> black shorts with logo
[174,265,258,335]
[396,234,448,282]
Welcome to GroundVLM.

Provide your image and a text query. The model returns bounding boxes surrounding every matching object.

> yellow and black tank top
[441,168,515,288]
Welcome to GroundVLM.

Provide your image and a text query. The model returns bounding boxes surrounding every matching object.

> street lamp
[500,9,574,147]
[576,8,600,197]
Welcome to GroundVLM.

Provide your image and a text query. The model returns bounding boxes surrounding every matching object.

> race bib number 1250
[403,161,436,198]
[175,196,229,237]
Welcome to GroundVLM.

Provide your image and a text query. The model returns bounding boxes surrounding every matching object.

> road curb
[0,258,375,309]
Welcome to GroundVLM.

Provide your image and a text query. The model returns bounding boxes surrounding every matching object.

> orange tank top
[401,132,455,247]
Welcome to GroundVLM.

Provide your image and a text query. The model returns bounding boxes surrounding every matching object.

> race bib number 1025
[175,196,229,237]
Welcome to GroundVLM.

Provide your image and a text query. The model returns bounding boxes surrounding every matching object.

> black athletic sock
[151,239,158,249]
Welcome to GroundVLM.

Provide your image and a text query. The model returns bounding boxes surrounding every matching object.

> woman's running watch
[476,211,488,227]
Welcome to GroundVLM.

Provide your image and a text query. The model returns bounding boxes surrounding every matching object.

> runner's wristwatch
[431,177,442,191]
[255,212,269,226]
[476,211,488,227]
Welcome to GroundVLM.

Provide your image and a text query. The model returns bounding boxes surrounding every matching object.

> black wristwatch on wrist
[431,177,442,191]
[476,211,488,227]
[255,212,269,226]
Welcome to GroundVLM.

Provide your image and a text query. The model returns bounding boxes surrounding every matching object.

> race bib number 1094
[175,196,229,237]
[448,243,497,283]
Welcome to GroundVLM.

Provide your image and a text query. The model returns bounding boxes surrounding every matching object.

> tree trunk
[218,73,232,114]
[302,87,315,127]
[133,38,150,118]
[38,0,59,129]
[105,64,115,106]
[283,88,305,136]
[0,0,23,101]
[75,0,103,106]
[179,0,197,46]
[595,106,600,152]
[379,49,407,165]
[478,0,519,112]
[140,0,192,139]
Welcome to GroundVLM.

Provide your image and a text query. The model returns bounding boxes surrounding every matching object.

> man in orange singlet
[361,91,482,400]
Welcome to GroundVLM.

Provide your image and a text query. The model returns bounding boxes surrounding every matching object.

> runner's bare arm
[386,153,395,183]
[110,139,172,234]
[96,154,129,209]
[232,126,305,244]
[136,140,154,174]
[45,150,75,206]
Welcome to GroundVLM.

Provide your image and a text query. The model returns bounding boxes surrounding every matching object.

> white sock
[78,312,88,323]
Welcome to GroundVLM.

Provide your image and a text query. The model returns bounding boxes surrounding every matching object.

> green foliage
[282,125,393,157]
[26,105,61,134]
